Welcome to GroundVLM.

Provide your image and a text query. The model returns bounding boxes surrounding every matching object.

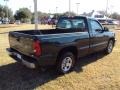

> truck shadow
[74,51,107,72]
[0,51,106,90]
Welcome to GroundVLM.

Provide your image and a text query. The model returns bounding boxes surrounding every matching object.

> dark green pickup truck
[7,16,116,74]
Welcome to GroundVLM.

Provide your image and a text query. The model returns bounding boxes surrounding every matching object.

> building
[82,11,120,25]
[89,11,114,24]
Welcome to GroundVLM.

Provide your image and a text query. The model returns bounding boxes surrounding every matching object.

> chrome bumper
[6,48,36,69]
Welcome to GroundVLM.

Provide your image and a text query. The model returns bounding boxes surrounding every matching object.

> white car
[0,21,2,24]
[113,20,120,25]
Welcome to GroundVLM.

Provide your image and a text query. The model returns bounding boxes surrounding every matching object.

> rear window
[57,18,86,29]
[72,19,85,28]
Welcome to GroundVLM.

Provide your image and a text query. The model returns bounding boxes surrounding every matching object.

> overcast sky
[0,0,120,14]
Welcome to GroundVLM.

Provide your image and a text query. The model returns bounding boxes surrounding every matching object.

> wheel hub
[61,57,72,72]
[108,41,113,53]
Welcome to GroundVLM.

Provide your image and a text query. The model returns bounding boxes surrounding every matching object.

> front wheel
[106,40,114,54]
[57,52,75,74]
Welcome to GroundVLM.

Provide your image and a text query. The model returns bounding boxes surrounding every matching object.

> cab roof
[59,16,96,20]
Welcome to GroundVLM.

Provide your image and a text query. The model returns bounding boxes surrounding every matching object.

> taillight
[33,40,41,57]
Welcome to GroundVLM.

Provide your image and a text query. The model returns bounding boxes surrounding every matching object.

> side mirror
[95,29,103,33]
[104,27,109,31]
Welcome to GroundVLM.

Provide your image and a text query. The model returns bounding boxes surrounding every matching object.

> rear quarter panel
[37,32,90,61]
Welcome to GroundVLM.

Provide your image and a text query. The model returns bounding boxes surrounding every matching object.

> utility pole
[33,0,38,30]
[56,7,58,14]
[106,0,109,22]
[4,0,9,23]
[69,0,71,16]
[76,3,80,15]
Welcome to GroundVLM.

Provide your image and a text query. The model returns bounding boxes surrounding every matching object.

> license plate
[16,54,22,59]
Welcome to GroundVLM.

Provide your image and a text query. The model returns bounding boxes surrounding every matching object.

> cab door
[89,19,108,53]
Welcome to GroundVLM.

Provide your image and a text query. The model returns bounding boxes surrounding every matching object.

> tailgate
[9,32,35,57]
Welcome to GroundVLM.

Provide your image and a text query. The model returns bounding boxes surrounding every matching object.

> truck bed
[9,28,87,58]
[14,28,86,35]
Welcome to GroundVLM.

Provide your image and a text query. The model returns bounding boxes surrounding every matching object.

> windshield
[56,18,86,29]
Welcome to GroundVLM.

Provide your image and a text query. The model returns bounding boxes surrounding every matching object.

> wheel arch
[56,46,78,62]
[109,37,115,46]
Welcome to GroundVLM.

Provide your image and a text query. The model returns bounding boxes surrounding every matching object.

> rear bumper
[6,48,56,68]
[6,48,37,69]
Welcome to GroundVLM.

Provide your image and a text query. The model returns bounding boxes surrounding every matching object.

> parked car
[113,20,120,25]
[9,21,15,24]
[15,20,21,24]
[0,21,2,24]
[48,18,57,25]
[7,16,116,74]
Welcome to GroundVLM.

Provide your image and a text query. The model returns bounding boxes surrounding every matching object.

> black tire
[105,40,114,54]
[57,52,75,74]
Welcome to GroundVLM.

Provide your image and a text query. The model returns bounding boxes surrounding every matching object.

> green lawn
[0,24,120,90]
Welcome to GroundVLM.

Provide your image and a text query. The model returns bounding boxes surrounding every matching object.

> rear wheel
[106,40,114,54]
[57,52,75,74]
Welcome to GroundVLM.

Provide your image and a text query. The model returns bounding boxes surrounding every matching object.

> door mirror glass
[104,27,109,31]
[95,29,103,33]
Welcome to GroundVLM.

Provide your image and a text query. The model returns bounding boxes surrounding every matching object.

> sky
[0,0,120,14]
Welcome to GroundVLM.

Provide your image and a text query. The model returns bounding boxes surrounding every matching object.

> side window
[72,19,85,29]
[90,20,103,32]
[57,20,72,29]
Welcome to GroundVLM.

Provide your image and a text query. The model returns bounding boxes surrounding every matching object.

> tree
[9,16,15,23]
[63,11,76,16]
[81,10,95,17]
[98,10,111,17]
[98,10,106,15]
[31,11,50,23]
[53,13,61,19]
[81,12,87,16]
[0,11,5,18]
[111,12,120,20]
[0,5,13,19]
[14,8,32,22]
[3,6,13,18]
[0,5,5,18]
